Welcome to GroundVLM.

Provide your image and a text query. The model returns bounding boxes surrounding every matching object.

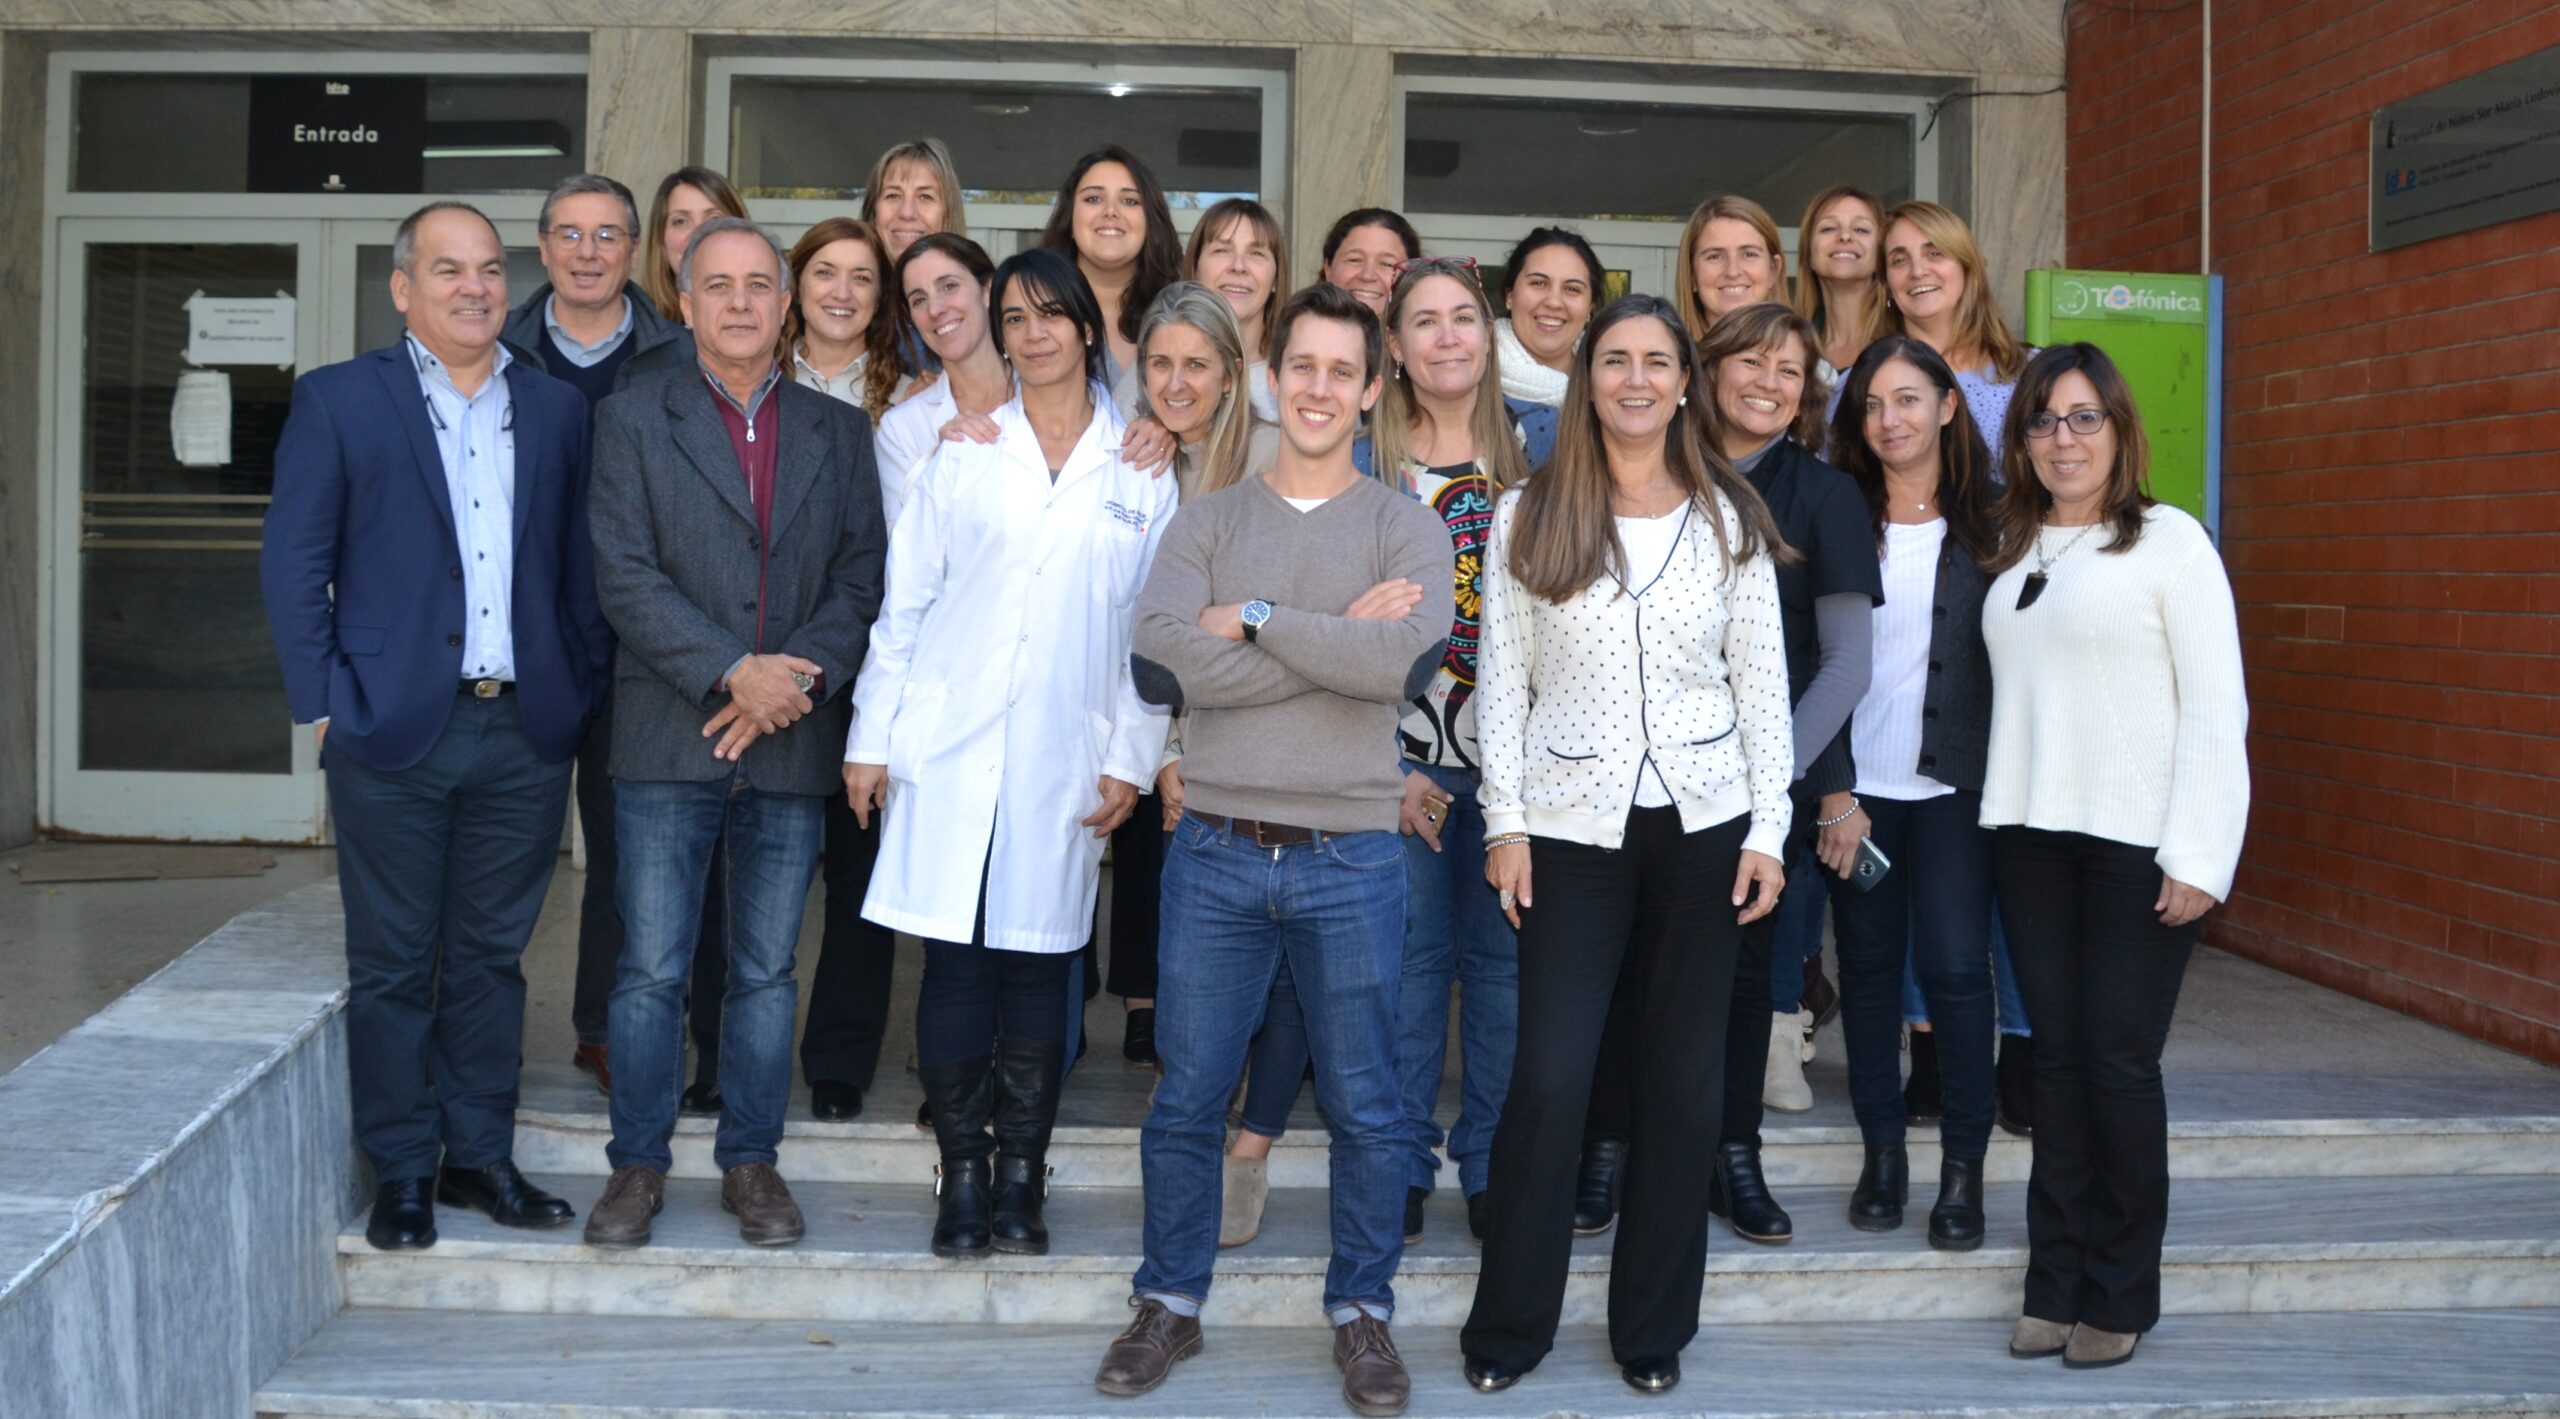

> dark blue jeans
[1236,960,1307,1138]
[606,775,824,1175]
[327,693,573,1180]
[1136,813,1409,1319]
[1395,762,1518,1197]
[1767,843,1828,1013]
[1829,790,1997,1161]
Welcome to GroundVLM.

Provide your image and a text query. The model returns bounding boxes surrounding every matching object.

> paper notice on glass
[171,370,234,467]
[183,290,296,366]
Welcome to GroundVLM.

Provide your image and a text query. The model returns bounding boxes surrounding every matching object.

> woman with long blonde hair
[640,166,749,322]
[1672,195,1788,344]
[1880,200,2033,459]
[861,137,969,261]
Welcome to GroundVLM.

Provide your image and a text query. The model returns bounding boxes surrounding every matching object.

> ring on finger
[1498,888,1517,911]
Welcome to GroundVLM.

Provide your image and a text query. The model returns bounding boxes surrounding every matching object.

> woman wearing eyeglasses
[1982,344,2247,1370]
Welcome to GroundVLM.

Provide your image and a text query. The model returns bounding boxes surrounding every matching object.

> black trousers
[799,789,898,1089]
[1465,808,1748,1370]
[1995,826,2198,1334]
[1104,813,1168,1000]
[1830,791,1996,1159]
[570,703,728,1057]
[330,694,570,1179]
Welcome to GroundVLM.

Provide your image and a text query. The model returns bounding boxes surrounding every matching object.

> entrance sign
[2370,44,2560,251]
[182,291,297,367]
[246,75,427,193]
[2024,270,2222,533]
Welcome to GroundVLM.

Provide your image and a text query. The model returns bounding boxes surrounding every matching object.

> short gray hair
[539,172,639,237]
[391,200,503,276]
[677,216,791,296]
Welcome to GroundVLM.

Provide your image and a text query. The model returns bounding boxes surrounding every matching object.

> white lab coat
[870,374,959,527]
[848,395,1177,953]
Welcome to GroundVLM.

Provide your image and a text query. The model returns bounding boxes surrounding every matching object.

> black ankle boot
[1997,1033,2036,1137]
[1707,1140,1793,1243]
[1904,1031,1942,1123]
[1849,1143,1908,1231]
[1929,1156,1985,1251]
[990,1038,1065,1255]
[919,1056,995,1257]
[1571,1137,1627,1236]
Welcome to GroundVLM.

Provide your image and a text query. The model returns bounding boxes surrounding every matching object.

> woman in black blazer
[1816,335,2003,1250]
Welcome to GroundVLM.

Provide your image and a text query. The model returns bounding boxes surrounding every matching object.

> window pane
[1403,92,1914,223]
[74,72,588,193]
[727,76,1263,209]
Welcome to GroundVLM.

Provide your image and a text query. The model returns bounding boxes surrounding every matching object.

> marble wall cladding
[0,884,359,1418]
[1969,87,2068,329]
[587,27,693,200]
[1288,44,1396,273]
[0,31,46,851]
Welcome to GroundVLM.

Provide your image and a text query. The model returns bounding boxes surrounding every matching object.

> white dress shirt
[408,335,517,681]
[848,396,1177,953]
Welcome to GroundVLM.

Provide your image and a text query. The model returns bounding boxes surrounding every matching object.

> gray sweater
[1131,473,1454,832]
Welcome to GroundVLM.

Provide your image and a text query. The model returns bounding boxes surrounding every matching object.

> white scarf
[1494,317,1572,409]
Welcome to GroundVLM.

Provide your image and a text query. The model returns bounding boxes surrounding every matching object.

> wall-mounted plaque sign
[246,75,427,194]
[2370,44,2560,252]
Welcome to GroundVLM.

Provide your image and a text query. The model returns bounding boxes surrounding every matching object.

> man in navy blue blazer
[261,201,612,1252]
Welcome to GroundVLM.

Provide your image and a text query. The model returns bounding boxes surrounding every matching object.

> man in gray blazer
[581,216,887,1250]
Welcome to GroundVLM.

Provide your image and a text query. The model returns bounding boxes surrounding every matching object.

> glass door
[48,218,328,842]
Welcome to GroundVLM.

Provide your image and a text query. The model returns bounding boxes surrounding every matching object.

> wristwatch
[1240,599,1274,643]
[790,670,816,694]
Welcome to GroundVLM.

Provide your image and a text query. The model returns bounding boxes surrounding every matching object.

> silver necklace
[2017,520,2100,609]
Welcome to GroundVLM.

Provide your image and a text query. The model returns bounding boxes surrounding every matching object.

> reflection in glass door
[50,221,326,842]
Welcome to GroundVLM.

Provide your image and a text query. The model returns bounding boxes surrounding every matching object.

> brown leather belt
[461,679,515,698]
[1186,810,1320,849]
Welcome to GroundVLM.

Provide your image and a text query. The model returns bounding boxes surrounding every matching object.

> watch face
[1243,600,1272,627]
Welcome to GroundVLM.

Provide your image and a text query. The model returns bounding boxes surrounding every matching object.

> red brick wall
[2065,0,2560,1066]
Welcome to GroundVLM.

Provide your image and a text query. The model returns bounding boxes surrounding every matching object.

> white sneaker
[1219,1154,1269,1248]
[1763,1011,1814,1112]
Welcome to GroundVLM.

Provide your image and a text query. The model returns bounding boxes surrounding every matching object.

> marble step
[338,1170,2560,1329]
[511,1062,2560,1189]
[257,1307,2560,1418]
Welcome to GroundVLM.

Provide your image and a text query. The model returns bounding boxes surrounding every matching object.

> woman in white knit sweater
[1980,343,2249,1371]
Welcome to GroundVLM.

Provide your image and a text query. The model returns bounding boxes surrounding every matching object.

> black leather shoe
[1621,1355,1681,1393]
[1849,1143,1909,1231]
[681,1055,723,1117]
[990,1038,1065,1256]
[1929,1156,1986,1251]
[1466,1189,1490,1248]
[1997,1033,2036,1137]
[1121,1006,1158,1066]
[1404,1185,1429,1244]
[810,1080,864,1122]
[1905,1031,1943,1123]
[1463,1354,1528,1393]
[437,1158,574,1229]
[1707,1140,1793,1243]
[1571,1137,1626,1236]
[365,1178,437,1250]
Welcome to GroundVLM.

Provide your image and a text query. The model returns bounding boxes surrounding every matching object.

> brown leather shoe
[572,1043,612,1095]
[1093,1298,1203,1397]
[583,1165,664,1249]
[1334,1314,1410,1417]
[721,1161,805,1247]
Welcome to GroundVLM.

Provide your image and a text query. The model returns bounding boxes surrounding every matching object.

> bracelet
[1813,797,1861,828]
[1483,832,1530,850]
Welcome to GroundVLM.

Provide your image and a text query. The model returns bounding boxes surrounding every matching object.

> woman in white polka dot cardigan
[1459,294,1798,1397]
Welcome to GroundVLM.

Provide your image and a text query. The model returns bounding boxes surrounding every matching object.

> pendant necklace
[2017,520,2099,609]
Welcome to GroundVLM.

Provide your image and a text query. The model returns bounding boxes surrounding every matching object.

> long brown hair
[1672,195,1786,343]
[642,166,749,321]
[1828,335,1999,564]
[1182,198,1289,361]
[782,217,904,417]
[1988,343,2157,573]
[1881,200,2026,380]
[1793,185,1892,354]
[1368,261,1532,493]
[1505,295,1790,604]
[1039,146,1183,346]
[1696,302,1830,453]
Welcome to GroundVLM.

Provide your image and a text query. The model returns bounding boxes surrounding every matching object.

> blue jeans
[1768,843,1829,1013]
[1833,792,1997,1160]
[607,775,824,1175]
[1396,763,1517,1197]
[1237,959,1307,1138]
[1905,908,2033,1035]
[1136,814,1409,1318]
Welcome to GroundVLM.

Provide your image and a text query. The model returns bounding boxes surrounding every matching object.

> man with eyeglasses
[502,173,701,1101]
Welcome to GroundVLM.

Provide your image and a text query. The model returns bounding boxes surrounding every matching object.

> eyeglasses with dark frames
[2023,408,2111,440]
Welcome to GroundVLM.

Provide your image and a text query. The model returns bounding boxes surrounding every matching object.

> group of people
[260,134,2250,1417]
